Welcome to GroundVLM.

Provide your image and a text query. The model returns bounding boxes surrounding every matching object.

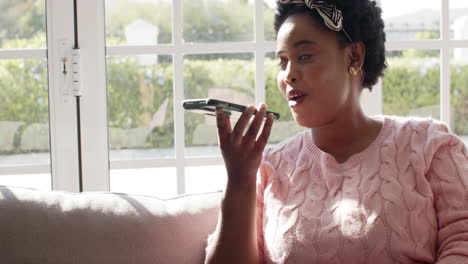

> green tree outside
[1,2,466,154]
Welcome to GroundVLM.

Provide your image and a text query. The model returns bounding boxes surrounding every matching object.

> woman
[205,0,468,263]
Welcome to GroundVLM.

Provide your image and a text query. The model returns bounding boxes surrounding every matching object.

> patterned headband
[280,0,353,42]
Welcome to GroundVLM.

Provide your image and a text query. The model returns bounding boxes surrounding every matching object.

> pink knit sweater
[255,116,468,264]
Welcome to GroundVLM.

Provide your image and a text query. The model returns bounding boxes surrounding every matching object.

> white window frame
[381,0,468,129]
[78,0,467,194]
[0,0,80,192]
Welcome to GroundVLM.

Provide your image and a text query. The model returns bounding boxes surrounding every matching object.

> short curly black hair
[274,0,387,90]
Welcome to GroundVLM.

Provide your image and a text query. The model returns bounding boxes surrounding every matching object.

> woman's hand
[216,104,274,190]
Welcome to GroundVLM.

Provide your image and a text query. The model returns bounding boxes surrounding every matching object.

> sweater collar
[304,115,392,171]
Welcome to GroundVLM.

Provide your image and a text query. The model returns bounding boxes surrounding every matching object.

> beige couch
[0,185,222,264]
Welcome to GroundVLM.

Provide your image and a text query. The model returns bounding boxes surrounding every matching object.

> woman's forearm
[206,104,272,264]
[205,181,259,264]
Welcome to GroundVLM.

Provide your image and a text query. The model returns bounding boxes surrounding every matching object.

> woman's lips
[288,94,307,108]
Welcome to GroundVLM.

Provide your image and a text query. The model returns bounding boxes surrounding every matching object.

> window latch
[71,48,82,97]
[61,57,68,75]
[58,39,82,99]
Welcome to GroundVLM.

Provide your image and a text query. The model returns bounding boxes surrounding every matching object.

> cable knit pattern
[255,116,468,264]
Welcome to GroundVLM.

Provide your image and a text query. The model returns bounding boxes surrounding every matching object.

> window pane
[185,165,226,194]
[184,53,255,157]
[381,0,440,41]
[383,50,440,118]
[451,48,468,146]
[265,52,306,144]
[264,0,276,41]
[107,55,174,161]
[450,0,468,40]
[110,168,177,198]
[0,0,46,49]
[0,174,51,191]
[183,0,254,43]
[105,0,172,45]
[0,59,50,168]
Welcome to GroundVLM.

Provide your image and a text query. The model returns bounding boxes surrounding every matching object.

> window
[102,0,280,197]
[380,0,468,146]
[93,0,468,197]
[0,0,80,191]
[0,0,51,190]
[1,0,466,195]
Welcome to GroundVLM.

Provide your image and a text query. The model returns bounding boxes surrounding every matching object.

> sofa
[0,185,222,264]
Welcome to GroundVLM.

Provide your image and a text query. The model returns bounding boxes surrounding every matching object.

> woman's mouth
[288,92,307,108]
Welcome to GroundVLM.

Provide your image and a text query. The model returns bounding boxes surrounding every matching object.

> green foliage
[106,0,258,45]
[402,31,440,58]
[105,56,468,146]
[2,1,465,155]
[264,4,277,41]
[1,56,467,154]
[106,0,172,44]
[416,31,440,40]
[182,0,254,43]
[2,33,47,50]
[106,56,174,148]
[0,0,46,48]
[451,65,468,134]
[0,59,48,124]
[0,59,49,154]
[383,63,440,116]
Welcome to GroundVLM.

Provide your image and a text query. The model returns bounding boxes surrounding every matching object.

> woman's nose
[283,62,297,84]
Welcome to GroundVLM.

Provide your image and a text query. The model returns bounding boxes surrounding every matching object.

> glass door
[77,0,468,196]
[0,0,80,191]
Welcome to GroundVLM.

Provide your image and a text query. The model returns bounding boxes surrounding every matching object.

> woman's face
[276,13,354,128]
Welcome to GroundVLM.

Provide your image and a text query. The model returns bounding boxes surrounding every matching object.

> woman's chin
[292,113,328,128]
[292,114,314,128]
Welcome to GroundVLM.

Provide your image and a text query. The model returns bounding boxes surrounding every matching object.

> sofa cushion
[0,185,222,264]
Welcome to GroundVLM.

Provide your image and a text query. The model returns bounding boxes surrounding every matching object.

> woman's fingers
[244,104,266,141]
[256,113,274,150]
[216,108,231,146]
[231,105,255,142]
[217,103,273,150]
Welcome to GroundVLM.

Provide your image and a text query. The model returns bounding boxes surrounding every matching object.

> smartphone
[182,98,280,120]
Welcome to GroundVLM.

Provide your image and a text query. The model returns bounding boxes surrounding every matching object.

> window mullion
[1,165,50,175]
[173,0,185,195]
[255,0,266,105]
[441,0,451,128]
[386,40,445,50]
[0,49,46,59]
[75,0,110,191]
[46,0,80,192]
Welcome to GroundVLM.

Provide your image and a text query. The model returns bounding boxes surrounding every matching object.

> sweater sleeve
[424,122,468,263]
[256,155,279,264]
[256,160,272,264]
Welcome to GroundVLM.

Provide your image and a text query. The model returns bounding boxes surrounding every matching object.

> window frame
[78,0,468,194]
[382,0,468,129]
[2,1,465,194]
[0,0,80,192]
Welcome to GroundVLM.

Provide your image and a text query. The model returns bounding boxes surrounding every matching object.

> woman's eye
[298,54,312,61]
[277,59,288,69]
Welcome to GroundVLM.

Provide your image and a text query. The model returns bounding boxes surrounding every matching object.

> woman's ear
[348,42,365,70]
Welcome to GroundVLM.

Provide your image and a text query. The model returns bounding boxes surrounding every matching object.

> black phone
[182,98,280,120]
